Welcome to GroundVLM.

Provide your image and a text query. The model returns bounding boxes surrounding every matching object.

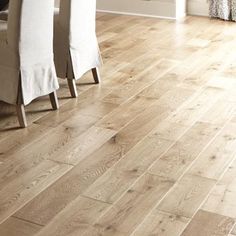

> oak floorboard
[35,196,110,236]
[157,174,216,218]
[132,210,190,236]
[188,122,236,180]
[83,174,175,236]
[148,121,220,181]
[180,210,235,236]
[0,13,236,236]
[0,160,72,224]
[0,217,42,236]
[13,102,172,225]
[202,154,236,218]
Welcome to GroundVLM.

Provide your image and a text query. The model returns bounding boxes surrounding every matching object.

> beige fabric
[54,0,102,80]
[0,0,59,105]
[0,10,8,21]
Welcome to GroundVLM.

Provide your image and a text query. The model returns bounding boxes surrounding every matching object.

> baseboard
[97,9,182,20]
[96,0,186,19]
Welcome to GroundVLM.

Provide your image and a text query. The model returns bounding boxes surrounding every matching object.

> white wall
[97,0,186,19]
[97,0,209,18]
[187,0,208,16]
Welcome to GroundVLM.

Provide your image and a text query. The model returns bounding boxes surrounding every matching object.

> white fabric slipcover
[54,0,102,80]
[0,0,59,105]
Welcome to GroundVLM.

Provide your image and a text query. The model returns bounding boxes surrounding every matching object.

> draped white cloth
[0,0,59,105]
[54,0,102,80]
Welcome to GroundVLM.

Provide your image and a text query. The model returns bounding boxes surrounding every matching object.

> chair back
[56,0,101,79]
[59,0,97,43]
[7,0,55,66]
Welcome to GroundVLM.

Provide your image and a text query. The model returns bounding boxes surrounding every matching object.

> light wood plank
[83,137,173,203]
[0,160,72,224]
[83,174,174,236]
[0,217,41,236]
[96,96,158,131]
[35,196,110,236]
[149,122,220,181]
[181,210,235,236]
[0,14,236,236]
[132,210,190,236]
[202,156,236,218]
[188,122,236,180]
[49,126,117,165]
[157,174,216,218]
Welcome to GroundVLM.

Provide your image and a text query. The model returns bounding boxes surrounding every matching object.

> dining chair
[0,0,59,128]
[54,0,102,98]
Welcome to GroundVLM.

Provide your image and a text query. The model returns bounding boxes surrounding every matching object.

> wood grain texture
[35,196,110,236]
[189,122,236,180]
[132,210,190,236]
[0,160,72,224]
[149,121,220,181]
[180,210,235,236]
[202,154,236,218]
[83,174,175,236]
[0,217,41,236]
[0,13,236,236]
[157,174,216,218]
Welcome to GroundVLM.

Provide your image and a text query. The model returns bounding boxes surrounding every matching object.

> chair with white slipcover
[54,0,102,98]
[0,0,59,128]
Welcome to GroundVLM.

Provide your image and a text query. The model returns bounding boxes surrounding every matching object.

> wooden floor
[0,13,236,236]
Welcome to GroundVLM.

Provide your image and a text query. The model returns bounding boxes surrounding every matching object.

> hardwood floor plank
[49,126,117,165]
[188,122,236,180]
[83,137,173,204]
[0,114,98,162]
[35,196,110,236]
[136,59,179,84]
[132,210,190,236]
[0,160,72,224]
[199,99,235,125]
[0,217,42,236]
[149,121,220,181]
[138,74,179,99]
[0,123,50,161]
[0,14,236,236]
[13,135,125,225]
[34,86,112,128]
[0,90,70,136]
[0,116,109,187]
[180,210,235,236]
[157,174,216,218]
[83,174,174,236]
[13,103,172,225]
[202,155,236,218]
[167,86,223,126]
[96,96,157,131]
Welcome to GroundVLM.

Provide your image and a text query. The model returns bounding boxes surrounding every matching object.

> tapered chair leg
[16,81,27,128]
[16,104,27,128]
[92,67,101,84]
[49,91,59,110]
[67,78,78,98]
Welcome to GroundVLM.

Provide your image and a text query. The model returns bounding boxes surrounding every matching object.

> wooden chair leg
[92,67,101,84]
[49,91,59,110]
[67,78,78,98]
[16,104,27,128]
[16,80,27,128]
